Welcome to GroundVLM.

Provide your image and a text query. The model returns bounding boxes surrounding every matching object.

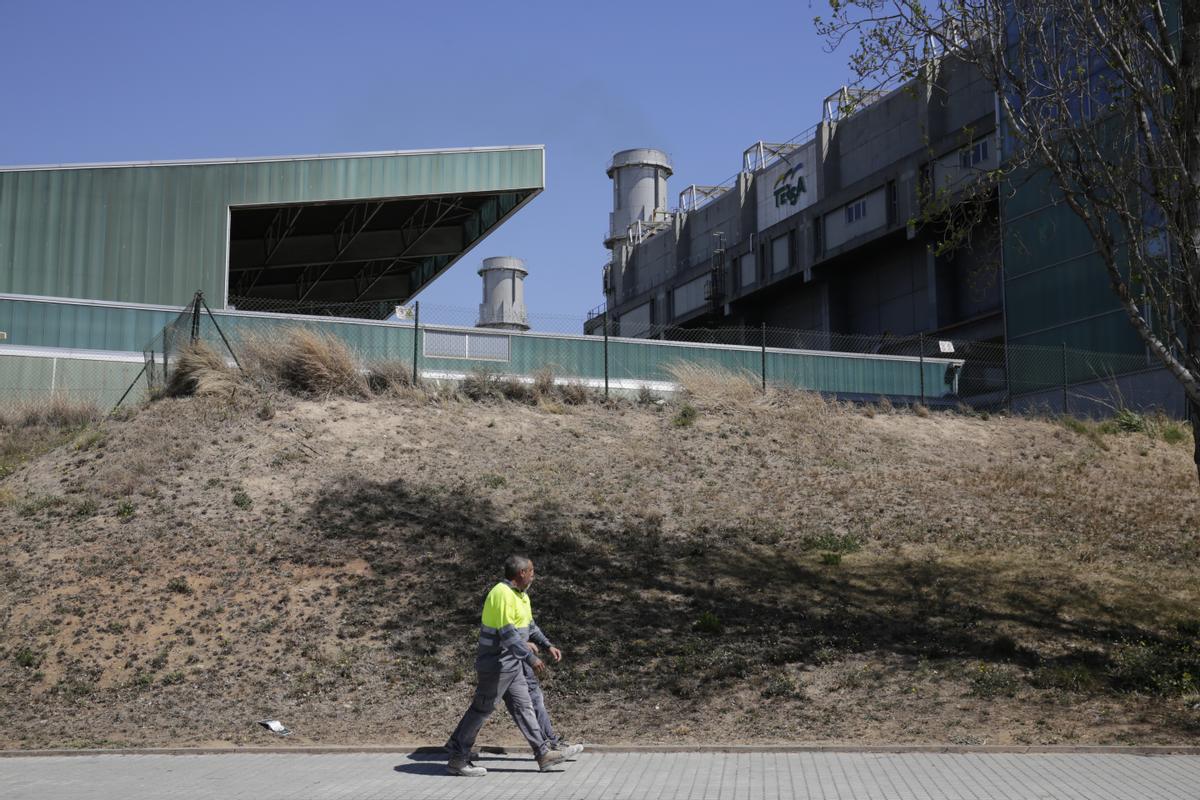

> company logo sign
[772,164,807,208]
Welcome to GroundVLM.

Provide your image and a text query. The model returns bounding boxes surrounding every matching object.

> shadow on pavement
[394,762,537,776]
[406,746,510,762]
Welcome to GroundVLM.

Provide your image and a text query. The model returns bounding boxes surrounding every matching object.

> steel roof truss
[295,200,385,302]
[350,197,463,301]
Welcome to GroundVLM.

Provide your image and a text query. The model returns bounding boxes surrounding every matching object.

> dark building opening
[226,190,533,318]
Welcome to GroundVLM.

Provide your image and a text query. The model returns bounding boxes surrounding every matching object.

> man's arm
[530,620,562,663]
[528,620,553,649]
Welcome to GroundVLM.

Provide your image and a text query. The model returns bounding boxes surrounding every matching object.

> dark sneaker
[447,760,487,777]
[537,749,568,772]
[552,741,585,759]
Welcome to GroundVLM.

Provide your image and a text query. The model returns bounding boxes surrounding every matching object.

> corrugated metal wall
[0,297,180,351]
[0,148,544,308]
[0,302,960,410]
[207,312,960,398]
[1001,164,1154,398]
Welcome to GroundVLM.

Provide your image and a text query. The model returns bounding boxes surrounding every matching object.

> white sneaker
[447,760,487,777]
[553,742,585,759]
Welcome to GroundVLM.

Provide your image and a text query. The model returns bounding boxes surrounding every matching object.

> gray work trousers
[447,666,548,759]
[505,660,559,746]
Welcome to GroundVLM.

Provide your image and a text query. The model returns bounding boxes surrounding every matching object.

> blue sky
[1,0,857,325]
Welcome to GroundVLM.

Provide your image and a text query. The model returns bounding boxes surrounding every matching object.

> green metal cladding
[205,312,961,400]
[0,147,545,308]
[1001,166,1148,356]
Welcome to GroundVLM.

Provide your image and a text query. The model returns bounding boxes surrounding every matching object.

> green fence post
[190,292,202,343]
[1005,341,1013,412]
[412,301,420,385]
[1061,342,1068,415]
[919,332,926,406]
[760,323,767,394]
[603,309,609,400]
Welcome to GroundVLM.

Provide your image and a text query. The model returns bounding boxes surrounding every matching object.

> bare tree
[817,0,1200,480]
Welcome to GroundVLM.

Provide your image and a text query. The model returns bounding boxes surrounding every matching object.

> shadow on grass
[303,475,1199,709]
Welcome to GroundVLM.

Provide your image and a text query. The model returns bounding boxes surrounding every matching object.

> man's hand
[530,657,546,677]
[548,646,563,663]
[527,642,540,655]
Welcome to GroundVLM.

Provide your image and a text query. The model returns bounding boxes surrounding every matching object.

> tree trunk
[1193,406,1200,487]
[1182,0,1200,484]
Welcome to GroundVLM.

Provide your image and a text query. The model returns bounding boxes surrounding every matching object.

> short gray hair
[504,554,532,580]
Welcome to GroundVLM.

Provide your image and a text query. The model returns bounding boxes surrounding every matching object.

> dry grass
[238,329,368,398]
[1,395,101,430]
[666,362,761,408]
[165,342,239,399]
[0,384,1198,748]
[0,396,101,478]
[459,366,595,406]
[365,360,414,396]
[460,368,529,403]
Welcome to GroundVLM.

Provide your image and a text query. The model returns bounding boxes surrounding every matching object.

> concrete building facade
[590,59,1001,350]
[587,58,1185,415]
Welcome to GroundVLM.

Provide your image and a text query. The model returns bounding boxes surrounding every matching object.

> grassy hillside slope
[1,377,1197,749]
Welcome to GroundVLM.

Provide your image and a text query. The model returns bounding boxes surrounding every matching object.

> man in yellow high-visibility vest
[445,555,573,776]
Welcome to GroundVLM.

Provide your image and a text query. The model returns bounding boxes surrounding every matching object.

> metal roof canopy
[0,146,545,317]
[227,189,533,316]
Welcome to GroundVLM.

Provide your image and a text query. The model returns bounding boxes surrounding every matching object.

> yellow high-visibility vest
[480,581,532,630]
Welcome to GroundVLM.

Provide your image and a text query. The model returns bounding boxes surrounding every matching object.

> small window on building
[771,234,790,274]
[739,253,757,288]
[960,139,989,168]
[845,199,867,224]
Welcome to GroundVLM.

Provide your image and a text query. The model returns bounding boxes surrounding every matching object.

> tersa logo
[772,164,807,208]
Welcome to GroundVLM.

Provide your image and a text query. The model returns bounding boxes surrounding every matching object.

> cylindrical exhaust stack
[476,256,529,331]
[605,148,672,250]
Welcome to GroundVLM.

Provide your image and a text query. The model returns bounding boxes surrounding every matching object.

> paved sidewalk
[3,750,1199,799]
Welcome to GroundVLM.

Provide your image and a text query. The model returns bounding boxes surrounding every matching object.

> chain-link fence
[117,292,1176,417]
[0,351,148,417]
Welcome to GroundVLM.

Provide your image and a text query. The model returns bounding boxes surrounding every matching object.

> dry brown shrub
[497,376,535,403]
[4,395,101,429]
[558,380,591,405]
[366,360,413,395]
[0,396,101,478]
[460,369,502,402]
[666,362,761,408]
[239,329,367,398]
[532,367,555,400]
[766,385,843,432]
[166,342,239,398]
[460,369,542,404]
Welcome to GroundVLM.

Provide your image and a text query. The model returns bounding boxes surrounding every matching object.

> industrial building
[0,146,544,401]
[587,59,1183,414]
[589,58,1001,345]
[0,140,969,408]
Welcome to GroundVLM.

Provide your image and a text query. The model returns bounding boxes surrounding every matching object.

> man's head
[504,554,535,591]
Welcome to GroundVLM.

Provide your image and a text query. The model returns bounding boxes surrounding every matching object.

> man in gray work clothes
[445,556,581,777]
